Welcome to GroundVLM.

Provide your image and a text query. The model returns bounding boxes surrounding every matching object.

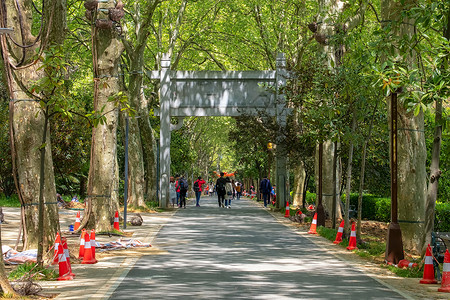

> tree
[83,0,124,231]
[0,0,65,253]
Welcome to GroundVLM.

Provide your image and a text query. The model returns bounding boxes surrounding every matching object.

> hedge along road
[110,196,408,300]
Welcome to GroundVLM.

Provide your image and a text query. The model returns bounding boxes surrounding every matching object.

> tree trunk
[382,0,426,254]
[292,162,306,207]
[84,0,124,232]
[344,115,357,235]
[315,141,342,220]
[1,0,63,250]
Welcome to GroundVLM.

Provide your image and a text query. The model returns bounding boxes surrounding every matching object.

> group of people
[169,173,275,209]
[169,173,244,209]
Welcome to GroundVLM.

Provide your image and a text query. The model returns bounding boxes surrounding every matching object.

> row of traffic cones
[53,210,122,281]
[420,244,450,293]
[307,214,357,250]
[73,210,121,232]
[306,212,449,294]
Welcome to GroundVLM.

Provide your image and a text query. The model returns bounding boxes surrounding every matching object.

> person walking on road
[260,175,272,208]
[179,175,188,209]
[193,176,206,207]
[216,172,227,208]
[235,181,242,200]
[175,174,181,207]
[225,178,233,208]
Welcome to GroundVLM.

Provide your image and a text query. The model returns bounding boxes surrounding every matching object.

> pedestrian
[179,174,188,209]
[260,175,272,208]
[216,172,227,208]
[225,177,233,208]
[175,174,181,207]
[193,176,206,207]
[235,181,242,200]
[209,183,214,196]
[170,176,177,207]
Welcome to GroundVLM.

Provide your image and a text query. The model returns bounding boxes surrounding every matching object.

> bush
[305,191,316,204]
[435,202,450,232]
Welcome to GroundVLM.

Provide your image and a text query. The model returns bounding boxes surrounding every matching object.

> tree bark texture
[292,162,306,207]
[85,0,124,232]
[315,141,342,219]
[382,0,426,254]
[2,0,63,250]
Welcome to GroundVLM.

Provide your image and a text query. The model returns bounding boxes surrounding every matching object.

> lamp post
[385,92,404,264]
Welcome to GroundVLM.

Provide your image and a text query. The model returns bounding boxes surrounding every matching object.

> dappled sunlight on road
[111,197,406,299]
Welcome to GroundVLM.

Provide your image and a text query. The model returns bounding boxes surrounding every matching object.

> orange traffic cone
[308,213,318,234]
[333,220,345,244]
[57,244,74,281]
[420,244,437,284]
[397,259,418,269]
[90,229,97,261]
[81,233,97,264]
[74,211,81,231]
[284,202,290,218]
[113,211,120,231]
[438,249,450,292]
[346,222,357,250]
[78,229,86,259]
[61,237,75,277]
[52,232,61,265]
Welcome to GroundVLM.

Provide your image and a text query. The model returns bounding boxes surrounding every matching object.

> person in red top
[193,176,206,207]
[175,174,181,207]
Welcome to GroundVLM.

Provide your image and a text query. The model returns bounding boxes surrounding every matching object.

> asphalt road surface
[110,196,406,299]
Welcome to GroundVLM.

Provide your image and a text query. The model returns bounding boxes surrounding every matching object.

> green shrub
[305,191,316,204]
[0,194,20,207]
[375,197,391,222]
[435,202,450,232]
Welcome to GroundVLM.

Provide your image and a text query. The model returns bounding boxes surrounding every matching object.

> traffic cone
[74,211,81,231]
[61,237,75,277]
[397,259,418,269]
[420,244,437,284]
[52,232,61,265]
[438,249,450,292]
[57,244,74,281]
[284,202,290,218]
[90,229,97,261]
[78,229,86,259]
[346,222,357,250]
[81,232,97,264]
[113,211,120,231]
[333,220,345,244]
[308,213,318,234]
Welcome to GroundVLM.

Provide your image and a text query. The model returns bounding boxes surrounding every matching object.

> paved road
[110,196,406,299]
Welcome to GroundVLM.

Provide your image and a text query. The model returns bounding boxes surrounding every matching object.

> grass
[8,262,58,281]
[314,224,422,278]
[0,194,21,207]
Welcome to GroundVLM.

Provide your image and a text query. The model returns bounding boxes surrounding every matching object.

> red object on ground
[81,233,97,264]
[57,244,74,281]
[308,213,318,234]
[420,244,437,284]
[90,229,97,261]
[397,259,418,269]
[78,229,86,259]
[284,202,290,218]
[74,211,81,231]
[438,249,450,292]
[333,220,345,244]
[61,237,75,277]
[346,222,357,250]
[52,232,61,265]
[114,211,120,231]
